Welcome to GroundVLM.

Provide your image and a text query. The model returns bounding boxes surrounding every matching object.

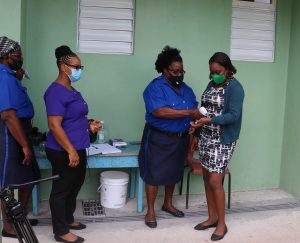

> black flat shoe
[161,205,184,218]
[54,235,84,243]
[144,217,157,228]
[69,222,86,230]
[194,221,218,230]
[211,226,228,241]
[29,218,39,226]
[2,230,18,238]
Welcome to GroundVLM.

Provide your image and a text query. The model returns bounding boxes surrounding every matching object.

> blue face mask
[68,68,82,82]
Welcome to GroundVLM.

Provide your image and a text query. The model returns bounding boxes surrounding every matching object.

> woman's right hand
[68,150,80,167]
[190,108,202,120]
[190,136,199,152]
[47,116,80,167]
[187,136,199,164]
[22,145,33,165]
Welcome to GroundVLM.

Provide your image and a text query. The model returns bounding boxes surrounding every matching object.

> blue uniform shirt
[143,75,198,132]
[0,64,34,118]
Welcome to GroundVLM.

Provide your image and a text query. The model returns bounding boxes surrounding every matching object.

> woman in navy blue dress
[0,36,40,238]
[139,46,201,228]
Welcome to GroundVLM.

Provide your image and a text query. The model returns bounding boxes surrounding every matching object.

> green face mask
[211,74,226,84]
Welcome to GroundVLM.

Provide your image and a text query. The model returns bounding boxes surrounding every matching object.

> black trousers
[46,148,87,236]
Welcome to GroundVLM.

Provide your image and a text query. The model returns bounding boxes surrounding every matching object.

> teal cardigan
[199,78,244,144]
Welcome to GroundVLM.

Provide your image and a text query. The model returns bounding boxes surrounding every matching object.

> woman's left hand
[188,127,196,134]
[89,120,102,133]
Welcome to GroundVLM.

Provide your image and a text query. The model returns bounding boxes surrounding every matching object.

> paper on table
[87,143,121,155]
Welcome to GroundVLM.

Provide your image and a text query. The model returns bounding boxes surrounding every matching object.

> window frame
[230,0,277,62]
[77,0,136,55]
[232,0,276,10]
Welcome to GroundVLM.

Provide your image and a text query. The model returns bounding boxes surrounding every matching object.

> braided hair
[55,45,78,67]
[209,52,237,77]
[155,46,182,73]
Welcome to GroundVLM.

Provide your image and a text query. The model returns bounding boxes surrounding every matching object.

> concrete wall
[0,0,295,199]
[280,0,300,197]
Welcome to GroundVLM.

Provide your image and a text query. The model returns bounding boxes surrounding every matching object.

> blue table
[32,144,144,215]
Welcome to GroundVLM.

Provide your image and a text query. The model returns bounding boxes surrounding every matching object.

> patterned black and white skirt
[198,133,236,174]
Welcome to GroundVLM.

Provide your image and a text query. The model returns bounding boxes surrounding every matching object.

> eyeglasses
[168,68,186,76]
[9,53,22,59]
[65,64,84,70]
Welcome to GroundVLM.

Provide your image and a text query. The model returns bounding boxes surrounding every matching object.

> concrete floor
[2,189,300,243]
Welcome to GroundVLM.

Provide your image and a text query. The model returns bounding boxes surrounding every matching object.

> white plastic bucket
[98,171,129,208]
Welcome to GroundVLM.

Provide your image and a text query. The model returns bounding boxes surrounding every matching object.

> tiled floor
[2,189,300,243]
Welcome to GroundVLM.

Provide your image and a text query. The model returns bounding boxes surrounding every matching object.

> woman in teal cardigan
[190,52,244,241]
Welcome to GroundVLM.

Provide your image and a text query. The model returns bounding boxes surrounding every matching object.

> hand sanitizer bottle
[98,121,107,143]
[199,106,208,117]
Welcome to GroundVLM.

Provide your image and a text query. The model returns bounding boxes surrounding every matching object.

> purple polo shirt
[44,82,90,151]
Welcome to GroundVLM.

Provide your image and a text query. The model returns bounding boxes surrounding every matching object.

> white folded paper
[87,143,121,155]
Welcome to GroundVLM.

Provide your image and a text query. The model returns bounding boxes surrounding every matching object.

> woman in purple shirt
[44,45,100,243]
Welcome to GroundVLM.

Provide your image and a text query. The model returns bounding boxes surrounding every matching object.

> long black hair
[155,46,182,73]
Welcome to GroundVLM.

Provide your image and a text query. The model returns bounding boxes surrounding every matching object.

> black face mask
[168,75,184,87]
[10,58,23,71]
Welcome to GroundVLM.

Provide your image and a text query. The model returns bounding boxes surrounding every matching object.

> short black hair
[155,46,182,73]
[209,52,237,76]
[55,45,77,67]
